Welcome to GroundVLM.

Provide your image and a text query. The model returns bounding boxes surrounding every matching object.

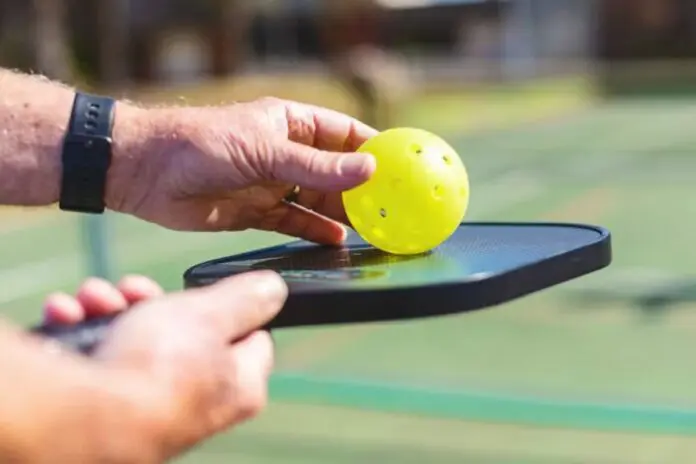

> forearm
[0,321,162,462]
[0,69,153,208]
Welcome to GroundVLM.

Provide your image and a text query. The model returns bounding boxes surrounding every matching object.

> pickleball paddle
[30,222,612,355]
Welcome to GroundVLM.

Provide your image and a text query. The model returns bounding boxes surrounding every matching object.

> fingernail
[340,153,375,178]
[253,271,288,304]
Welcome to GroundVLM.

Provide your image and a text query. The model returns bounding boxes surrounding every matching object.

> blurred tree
[320,0,380,57]
[32,0,73,81]
[97,0,130,89]
[214,0,253,75]
[0,2,33,70]
[318,0,410,130]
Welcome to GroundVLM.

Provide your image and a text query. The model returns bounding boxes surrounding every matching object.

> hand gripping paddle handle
[30,314,120,355]
[30,313,275,356]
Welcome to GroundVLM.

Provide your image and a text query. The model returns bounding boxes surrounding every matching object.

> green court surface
[5,96,696,462]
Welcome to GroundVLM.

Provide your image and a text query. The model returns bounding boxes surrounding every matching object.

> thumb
[167,271,287,342]
[265,141,376,191]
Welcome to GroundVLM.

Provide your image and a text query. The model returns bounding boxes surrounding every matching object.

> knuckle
[116,274,138,286]
[195,355,268,429]
[79,276,108,291]
[258,96,282,107]
[285,108,314,145]
[43,291,68,304]
[118,273,147,284]
[253,330,275,352]
[255,138,280,179]
[330,153,344,175]
[236,270,282,296]
[235,386,268,422]
[249,274,287,310]
[303,148,324,174]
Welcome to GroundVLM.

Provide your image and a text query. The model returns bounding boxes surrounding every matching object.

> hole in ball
[432,185,442,199]
[411,144,423,155]
[443,155,452,164]
[379,208,387,218]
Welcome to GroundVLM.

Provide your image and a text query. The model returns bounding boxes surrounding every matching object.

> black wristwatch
[59,92,116,214]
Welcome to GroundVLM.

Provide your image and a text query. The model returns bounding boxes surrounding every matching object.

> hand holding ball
[343,128,470,255]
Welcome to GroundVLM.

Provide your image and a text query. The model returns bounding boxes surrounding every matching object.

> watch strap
[59,92,116,214]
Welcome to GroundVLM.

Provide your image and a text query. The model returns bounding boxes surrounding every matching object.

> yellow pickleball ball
[343,128,470,255]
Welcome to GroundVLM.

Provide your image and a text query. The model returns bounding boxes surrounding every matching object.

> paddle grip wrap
[30,314,119,355]
[30,314,274,356]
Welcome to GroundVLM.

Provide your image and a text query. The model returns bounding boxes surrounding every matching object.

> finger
[228,330,274,423]
[76,277,129,318]
[265,202,347,245]
[282,100,378,151]
[117,275,165,305]
[43,292,84,325]
[178,270,287,341]
[267,141,376,192]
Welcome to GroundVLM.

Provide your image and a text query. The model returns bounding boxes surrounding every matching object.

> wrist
[0,325,166,462]
[93,369,200,463]
[81,369,168,463]
[105,102,162,213]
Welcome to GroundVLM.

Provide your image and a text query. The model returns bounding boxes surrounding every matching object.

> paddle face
[185,222,612,328]
[30,222,611,355]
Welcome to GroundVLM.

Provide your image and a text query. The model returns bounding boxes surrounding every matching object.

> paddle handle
[30,314,120,355]
[30,313,276,355]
